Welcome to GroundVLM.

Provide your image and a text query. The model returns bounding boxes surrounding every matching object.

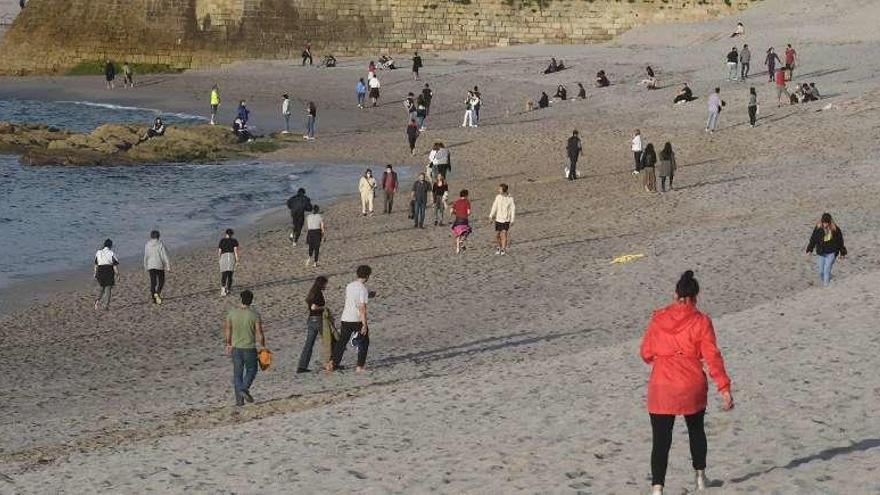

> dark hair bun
[681,270,694,281]
[676,270,700,299]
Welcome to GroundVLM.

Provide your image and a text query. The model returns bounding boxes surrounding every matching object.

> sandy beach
[2,0,880,493]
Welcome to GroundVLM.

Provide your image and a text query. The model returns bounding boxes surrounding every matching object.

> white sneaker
[220,287,226,297]
[500,249,507,256]
[695,470,707,491]
[632,170,639,176]
[304,257,312,266]
[495,248,502,255]
[651,486,663,495]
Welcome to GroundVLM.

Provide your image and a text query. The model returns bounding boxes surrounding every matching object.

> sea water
[0,100,391,288]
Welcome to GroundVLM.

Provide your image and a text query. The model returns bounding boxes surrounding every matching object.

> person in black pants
[297,276,328,373]
[330,265,372,372]
[286,188,312,247]
[650,411,707,492]
[566,130,582,181]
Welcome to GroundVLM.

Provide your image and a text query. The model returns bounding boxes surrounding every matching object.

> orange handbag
[258,348,273,371]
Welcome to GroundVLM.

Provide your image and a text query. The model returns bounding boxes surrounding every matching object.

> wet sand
[2,0,880,492]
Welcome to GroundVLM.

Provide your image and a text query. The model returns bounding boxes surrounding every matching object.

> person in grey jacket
[144,230,171,305]
[740,44,751,80]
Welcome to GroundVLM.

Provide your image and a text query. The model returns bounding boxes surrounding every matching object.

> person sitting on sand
[378,55,396,70]
[641,270,734,495]
[554,84,568,101]
[640,66,658,89]
[595,70,610,88]
[544,57,558,74]
[557,60,566,71]
[538,92,550,109]
[673,83,697,104]
[790,84,803,105]
[139,117,165,143]
[319,54,337,68]
[236,100,249,125]
[801,83,818,102]
[232,118,253,143]
[577,83,587,99]
[730,21,744,38]
[809,82,821,99]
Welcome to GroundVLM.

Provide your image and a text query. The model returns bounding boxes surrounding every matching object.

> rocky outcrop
[0,121,271,166]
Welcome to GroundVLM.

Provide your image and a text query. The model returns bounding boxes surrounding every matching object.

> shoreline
[4,0,880,490]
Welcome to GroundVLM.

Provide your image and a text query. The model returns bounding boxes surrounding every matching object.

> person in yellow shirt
[210,85,220,125]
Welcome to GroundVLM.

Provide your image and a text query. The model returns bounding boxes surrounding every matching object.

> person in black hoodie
[806,213,847,286]
[639,143,657,193]
[287,188,313,247]
[538,92,550,109]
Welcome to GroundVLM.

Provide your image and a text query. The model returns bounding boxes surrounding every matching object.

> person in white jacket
[488,183,516,255]
[143,230,171,305]
[358,168,378,216]
[631,129,644,176]
[281,94,292,134]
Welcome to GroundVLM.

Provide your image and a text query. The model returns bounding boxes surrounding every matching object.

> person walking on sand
[281,94,292,134]
[640,143,657,193]
[368,75,381,107]
[412,51,423,80]
[411,172,431,228]
[210,85,220,125]
[404,92,416,122]
[489,183,516,255]
[429,142,451,180]
[631,129,644,175]
[304,101,317,141]
[784,44,798,81]
[304,205,325,268]
[218,228,240,297]
[432,174,449,226]
[657,142,677,192]
[302,42,313,66]
[764,47,782,82]
[297,276,329,373]
[359,169,377,216]
[462,91,476,128]
[422,83,434,116]
[725,47,739,81]
[381,165,398,214]
[104,60,116,90]
[706,87,724,133]
[806,213,847,286]
[450,189,472,254]
[775,68,790,106]
[406,119,420,156]
[641,270,734,495]
[472,86,482,125]
[356,78,367,109]
[143,230,171,305]
[287,188,313,246]
[415,93,428,131]
[566,130,582,181]
[329,265,372,373]
[122,62,134,88]
[747,86,758,127]
[224,289,266,407]
[739,44,751,80]
[93,239,119,311]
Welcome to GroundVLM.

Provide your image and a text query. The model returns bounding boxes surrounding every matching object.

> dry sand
[2,0,880,493]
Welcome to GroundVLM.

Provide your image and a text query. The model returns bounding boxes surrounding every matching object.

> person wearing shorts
[450,189,471,254]
[488,183,516,255]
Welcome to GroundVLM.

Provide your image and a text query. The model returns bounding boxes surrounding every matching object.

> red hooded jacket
[640,302,731,415]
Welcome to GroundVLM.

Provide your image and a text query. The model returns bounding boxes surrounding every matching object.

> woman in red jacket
[640,270,734,495]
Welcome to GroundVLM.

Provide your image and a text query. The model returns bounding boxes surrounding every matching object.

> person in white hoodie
[143,230,171,305]
[281,94,292,134]
[706,87,724,133]
[489,183,516,255]
[358,168,377,216]
[631,129,644,176]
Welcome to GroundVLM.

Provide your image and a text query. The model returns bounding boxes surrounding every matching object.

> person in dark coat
[286,188,313,246]
[566,130,582,181]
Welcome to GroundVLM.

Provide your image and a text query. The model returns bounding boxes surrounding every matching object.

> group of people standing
[630,130,677,193]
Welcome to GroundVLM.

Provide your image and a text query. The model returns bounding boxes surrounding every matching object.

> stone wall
[0,0,756,74]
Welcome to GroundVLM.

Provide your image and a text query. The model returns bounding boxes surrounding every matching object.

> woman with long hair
[432,174,449,226]
[806,212,847,286]
[640,143,657,193]
[93,238,119,310]
[657,142,677,192]
[297,276,328,373]
[641,270,734,494]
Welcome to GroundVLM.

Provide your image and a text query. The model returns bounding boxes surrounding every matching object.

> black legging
[748,105,757,126]
[332,321,369,368]
[306,229,323,263]
[650,410,707,486]
[291,213,305,244]
[221,271,234,291]
[148,269,165,296]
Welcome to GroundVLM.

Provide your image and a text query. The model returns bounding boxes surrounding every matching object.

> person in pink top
[640,270,734,495]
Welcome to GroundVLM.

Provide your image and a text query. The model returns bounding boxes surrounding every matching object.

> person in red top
[774,68,789,106]
[449,189,471,254]
[640,270,734,495]
[784,44,798,80]
[381,164,398,214]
